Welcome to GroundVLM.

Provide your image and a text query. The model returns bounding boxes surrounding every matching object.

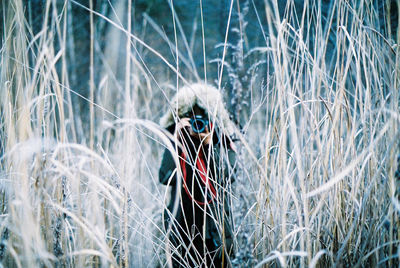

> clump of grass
[0,0,399,267]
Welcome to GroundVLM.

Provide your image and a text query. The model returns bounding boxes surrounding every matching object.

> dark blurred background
[1,0,398,143]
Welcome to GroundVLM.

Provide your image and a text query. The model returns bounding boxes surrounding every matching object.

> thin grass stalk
[89,0,95,152]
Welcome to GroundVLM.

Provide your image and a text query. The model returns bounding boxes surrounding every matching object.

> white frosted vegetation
[0,0,399,267]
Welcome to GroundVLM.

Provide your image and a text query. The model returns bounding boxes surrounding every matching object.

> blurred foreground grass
[0,0,399,267]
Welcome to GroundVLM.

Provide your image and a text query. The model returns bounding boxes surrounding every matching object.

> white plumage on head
[160,83,236,136]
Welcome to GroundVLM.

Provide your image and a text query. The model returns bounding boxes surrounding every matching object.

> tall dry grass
[0,0,399,267]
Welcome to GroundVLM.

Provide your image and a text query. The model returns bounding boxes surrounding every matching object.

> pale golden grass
[0,0,399,267]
